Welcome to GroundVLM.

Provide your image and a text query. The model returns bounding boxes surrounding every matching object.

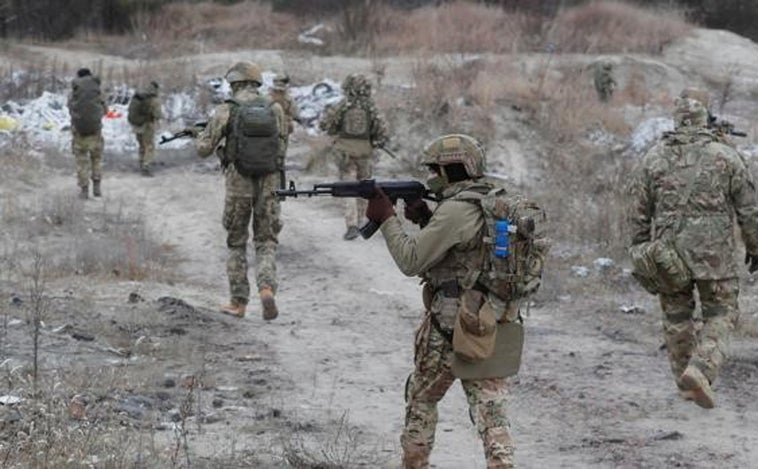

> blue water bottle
[494,220,510,259]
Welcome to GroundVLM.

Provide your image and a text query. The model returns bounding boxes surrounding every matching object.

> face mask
[427,174,448,195]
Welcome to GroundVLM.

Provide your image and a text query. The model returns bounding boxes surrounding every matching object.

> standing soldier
[193,61,286,320]
[128,81,163,176]
[68,68,107,199]
[320,73,388,240]
[269,73,299,189]
[628,97,758,409]
[364,134,549,468]
[593,60,616,102]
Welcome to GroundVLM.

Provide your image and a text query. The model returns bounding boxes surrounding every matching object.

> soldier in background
[128,81,163,176]
[269,73,299,188]
[593,60,616,102]
[319,73,389,240]
[628,97,758,409]
[68,68,108,199]
[193,61,286,321]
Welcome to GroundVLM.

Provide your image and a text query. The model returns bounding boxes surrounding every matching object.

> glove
[404,198,432,227]
[365,187,395,226]
[745,253,758,274]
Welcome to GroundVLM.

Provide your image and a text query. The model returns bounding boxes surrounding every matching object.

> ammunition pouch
[629,240,692,295]
[452,289,497,363]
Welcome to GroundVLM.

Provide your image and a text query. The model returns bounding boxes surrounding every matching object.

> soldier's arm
[370,105,389,147]
[380,201,481,277]
[195,105,230,159]
[627,164,654,245]
[319,101,342,134]
[152,98,163,121]
[272,102,286,147]
[729,155,758,254]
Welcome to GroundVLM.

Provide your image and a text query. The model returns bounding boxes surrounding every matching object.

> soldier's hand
[404,198,432,227]
[745,253,758,274]
[366,187,395,226]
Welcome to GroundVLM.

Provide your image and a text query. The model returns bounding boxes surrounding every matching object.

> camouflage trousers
[222,173,282,305]
[72,132,104,188]
[133,122,156,167]
[402,314,514,469]
[658,278,739,388]
[336,151,372,229]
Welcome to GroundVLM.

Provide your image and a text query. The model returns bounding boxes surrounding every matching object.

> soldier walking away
[365,134,549,468]
[628,97,758,409]
[193,61,286,320]
[593,60,616,102]
[68,68,108,199]
[128,81,163,176]
[268,73,299,188]
[320,73,388,240]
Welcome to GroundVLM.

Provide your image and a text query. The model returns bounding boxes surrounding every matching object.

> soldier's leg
[223,195,253,306]
[135,129,146,166]
[72,134,89,194]
[251,174,281,293]
[401,318,456,469]
[142,124,156,168]
[692,278,739,384]
[658,287,697,388]
[461,378,514,469]
[339,152,361,230]
[354,154,373,229]
[89,135,104,197]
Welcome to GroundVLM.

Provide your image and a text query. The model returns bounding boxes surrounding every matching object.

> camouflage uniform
[130,82,163,172]
[628,98,758,403]
[320,74,388,238]
[593,61,616,102]
[373,135,517,468]
[68,73,107,196]
[195,83,286,309]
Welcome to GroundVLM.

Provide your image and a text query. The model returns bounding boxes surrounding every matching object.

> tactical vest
[339,101,371,139]
[225,97,280,177]
[70,76,103,136]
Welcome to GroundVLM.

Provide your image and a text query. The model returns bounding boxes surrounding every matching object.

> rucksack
[459,187,550,302]
[70,76,103,136]
[339,101,371,139]
[225,97,280,177]
[128,94,152,126]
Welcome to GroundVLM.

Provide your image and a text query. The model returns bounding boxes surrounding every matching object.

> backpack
[460,187,550,302]
[70,76,103,136]
[339,101,371,139]
[225,97,280,177]
[128,94,152,126]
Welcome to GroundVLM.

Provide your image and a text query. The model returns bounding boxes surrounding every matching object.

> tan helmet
[420,134,486,178]
[226,61,262,85]
[679,87,711,110]
[673,97,708,130]
[351,73,371,96]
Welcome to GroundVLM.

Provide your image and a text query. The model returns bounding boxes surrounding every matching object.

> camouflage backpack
[339,101,371,139]
[127,94,152,126]
[69,75,103,136]
[225,96,280,177]
[459,187,550,302]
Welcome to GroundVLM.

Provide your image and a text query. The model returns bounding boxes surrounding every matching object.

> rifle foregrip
[359,221,380,239]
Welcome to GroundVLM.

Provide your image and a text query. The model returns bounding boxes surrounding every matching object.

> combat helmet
[679,87,711,110]
[351,74,371,96]
[673,97,708,130]
[273,73,290,90]
[226,61,262,85]
[420,134,486,179]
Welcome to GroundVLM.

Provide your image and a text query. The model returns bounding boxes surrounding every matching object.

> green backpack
[339,101,371,139]
[69,76,103,135]
[128,94,152,126]
[225,97,280,177]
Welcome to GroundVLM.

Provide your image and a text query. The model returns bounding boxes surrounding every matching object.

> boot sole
[262,297,278,320]
[219,308,245,319]
[679,373,715,409]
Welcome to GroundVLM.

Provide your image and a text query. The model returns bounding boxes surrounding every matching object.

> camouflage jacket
[319,95,388,147]
[195,85,285,197]
[269,89,298,136]
[628,129,758,279]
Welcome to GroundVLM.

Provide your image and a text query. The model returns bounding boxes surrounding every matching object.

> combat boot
[140,165,153,177]
[79,185,89,200]
[260,286,278,320]
[92,179,102,197]
[679,365,715,409]
[343,225,360,241]
[219,301,246,318]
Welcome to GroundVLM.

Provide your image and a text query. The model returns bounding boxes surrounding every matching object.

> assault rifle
[708,113,747,137]
[275,179,435,239]
[159,122,208,145]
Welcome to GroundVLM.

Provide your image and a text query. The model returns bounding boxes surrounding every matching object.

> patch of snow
[629,117,673,155]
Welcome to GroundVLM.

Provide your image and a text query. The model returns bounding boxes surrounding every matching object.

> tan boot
[219,301,246,318]
[92,179,102,197]
[679,365,715,409]
[260,286,278,320]
[79,185,89,200]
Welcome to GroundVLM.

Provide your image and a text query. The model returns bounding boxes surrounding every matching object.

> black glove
[404,198,432,227]
[745,253,758,274]
[365,187,395,226]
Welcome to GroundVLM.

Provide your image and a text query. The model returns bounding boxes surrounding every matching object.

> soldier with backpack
[193,61,286,320]
[364,134,549,469]
[128,81,163,176]
[68,68,108,199]
[319,73,389,240]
